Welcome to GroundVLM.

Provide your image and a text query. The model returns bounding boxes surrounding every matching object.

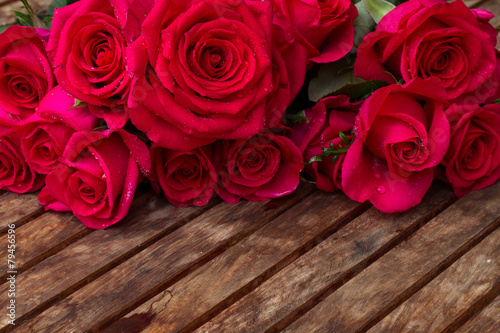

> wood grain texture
[196,184,455,333]
[456,295,500,333]
[0,191,42,230]
[368,226,500,332]
[106,190,364,333]
[0,211,87,273]
[283,181,500,333]
[0,193,209,329]
[13,186,314,332]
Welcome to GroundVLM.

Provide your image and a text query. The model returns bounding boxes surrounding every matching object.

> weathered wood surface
[0,0,499,332]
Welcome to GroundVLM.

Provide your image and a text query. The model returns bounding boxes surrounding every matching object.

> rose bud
[355,0,498,104]
[39,129,151,229]
[0,26,55,119]
[150,144,217,207]
[10,86,99,174]
[342,77,450,213]
[442,103,500,197]
[216,130,303,204]
[291,95,360,192]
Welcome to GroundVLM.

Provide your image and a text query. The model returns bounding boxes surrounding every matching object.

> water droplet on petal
[377,186,386,195]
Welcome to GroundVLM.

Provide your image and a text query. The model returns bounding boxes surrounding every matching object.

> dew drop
[376,185,386,194]
[374,173,381,180]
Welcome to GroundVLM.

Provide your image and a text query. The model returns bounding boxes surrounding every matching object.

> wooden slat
[0,192,213,329]
[0,192,42,230]
[11,185,315,331]
[281,181,500,333]
[368,227,500,332]
[103,191,365,333]
[18,189,362,332]
[195,184,455,333]
[456,295,500,333]
[0,211,87,272]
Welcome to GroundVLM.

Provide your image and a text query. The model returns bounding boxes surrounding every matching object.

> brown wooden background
[0,0,499,332]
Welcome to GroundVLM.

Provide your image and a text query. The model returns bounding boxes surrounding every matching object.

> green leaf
[362,0,396,23]
[339,131,350,144]
[292,110,310,125]
[0,25,13,34]
[68,98,88,110]
[13,9,33,27]
[492,99,500,105]
[304,155,324,165]
[48,0,68,16]
[352,1,377,50]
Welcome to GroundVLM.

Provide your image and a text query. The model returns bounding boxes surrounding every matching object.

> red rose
[442,103,500,197]
[216,131,303,203]
[151,145,217,207]
[355,0,498,104]
[342,78,450,213]
[270,0,358,63]
[291,95,359,192]
[10,86,99,174]
[128,0,304,150]
[0,26,55,119]
[0,133,44,194]
[47,0,141,126]
[39,129,151,229]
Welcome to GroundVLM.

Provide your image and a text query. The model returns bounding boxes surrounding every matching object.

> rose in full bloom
[151,144,217,207]
[270,0,358,63]
[291,95,360,192]
[216,130,303,204]
[0,26,55,119]
[0,132,44,194]
[342,78,450,213]
[442,103,500,197]
[39,129,151,229]
[128,0,306,150]
[47,0,146,127]
[355,0,498,104]
[10,86,99,174]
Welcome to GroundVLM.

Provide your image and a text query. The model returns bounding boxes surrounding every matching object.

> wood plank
[368,226,500,332]
[10,185,315,331]
[0,191,43,230]
[0,192,214,329]
[281,181,500,333]
[195,184,455,333]
[0,211,88,274]
[19,189,362,333]
[456,295,500,333]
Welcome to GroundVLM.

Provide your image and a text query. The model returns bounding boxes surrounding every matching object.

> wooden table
[0,0,499,332]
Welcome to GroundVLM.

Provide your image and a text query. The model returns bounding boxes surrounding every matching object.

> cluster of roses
[0,0,358,228]
[294,0,500,213]
[0,0,499,229]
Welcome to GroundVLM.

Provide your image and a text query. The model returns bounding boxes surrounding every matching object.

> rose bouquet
[0,0,498,228]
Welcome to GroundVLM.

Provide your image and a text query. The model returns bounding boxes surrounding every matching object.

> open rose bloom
[0,0,499,227]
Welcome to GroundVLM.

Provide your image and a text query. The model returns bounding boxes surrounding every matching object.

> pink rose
[0,133,44,194]
[128,0,305,150]
[10,86,99,174]
[151,145,217,207]
[342,78,450,213]
[442,103,500,197]
[270,0,358,63]
[0,26,55,119]
[216,130,303,203]
[39,129,151,229]
[355,0,498,104]
[47,0,146,127]
[291,95,359,192]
